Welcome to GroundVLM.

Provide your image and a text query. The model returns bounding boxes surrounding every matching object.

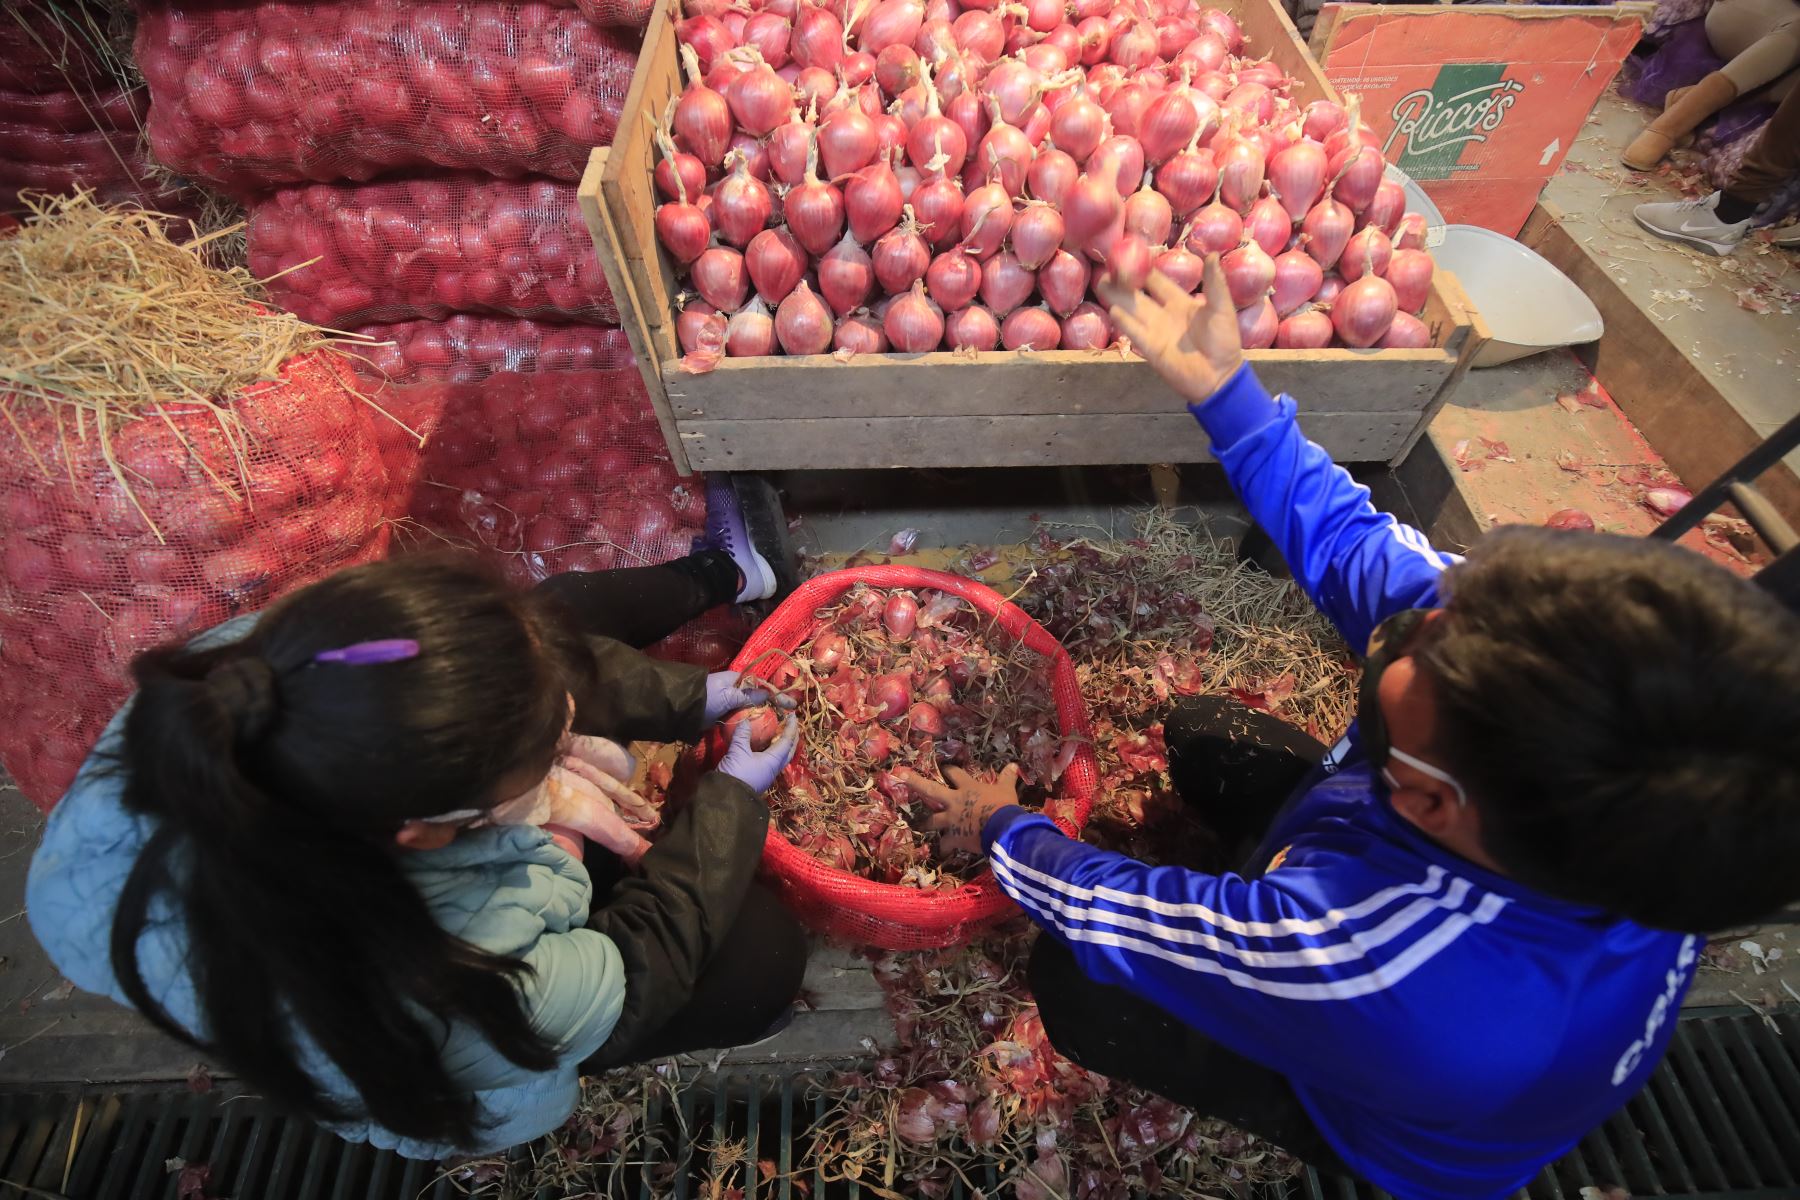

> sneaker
[1770,223,1800,249]
[696,474,775,602]
[1633,191,1751,256]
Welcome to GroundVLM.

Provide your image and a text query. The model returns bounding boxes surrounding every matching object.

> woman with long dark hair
[26,500,808,1160]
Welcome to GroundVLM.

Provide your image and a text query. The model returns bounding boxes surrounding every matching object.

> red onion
[846,159,906,242]
[1021,0,1060,33]
[885,279,946,350]
[655,136,708,203]
[943,303,1000,349]
[692,245,750,311]
[1006,202,1061,269]
[908,83,968,177]
[768,117,813,185]
[1002,305,1061,349]
[1362,179,1407,236]
[776,279,834,354]
[819,230,876,315]
[1394,213,1429,251]
[860,0,926,55]
[834,312,889,354]
[876,43,921,98]
[1315,272,1345,309]
[1041,21,1081,63]
[728,131,773,181]
[1102,231,1152,292]
[872,113,909,160]
[674,59,733,167]
[726,296,778,355]
[1192,68,1231,104]
[1271,248,1323,317]
[1154,142,1218,217]
[1216,126,1266,212]
[1276,307,1333,348]
[1186,199,1243,255]
[1645,487,1693,517]
[842,49,878,87]
[1236,295,1279,349]
[1224,81,1274,126]
[1139,77,1219,165]
[1156,16,1200,59]
[1243,196,1292,257]
[715,152,774,248]
[727,56,795,136]
[1154,243,1205,292]
[868,671,915,719]
[1340,227,1393,282]
[954,9,1005,61]
[1198,7,1242,52]
[891,81,929,127]
[1176,31,1227,74]
[975,121,1036,196]
[1076,16,1112,65]
[791,5,846,71]
[1101,82,1154,139]
[911,174,965,247]
[820,104,880,178]
[784,136,847,255]
[1063,160,1124,259]
[1379,311,1431,348]
[1330,144,1384,214]
[947,90,991,157]
[1385,248,1433,314]
[884,591,920,638]
[747,227,807,303]
[677,302,727,354]
[655,200,710,264]
[1091,134,1146,195]
[678,17,736,74]
[1038,248,1091,316]
[1301,99,1349,144]
[1268,138,1328,221]
[1222,241,1275,308]
[978,249,1037,315]
[959,181,1014,259]
[1544,508,1596,532]
[1059,301,1112,348]
[744,12,794,69]
[1050,86,1107,162]
[1123,179,1174,246]
[794,66,838,111]
[897,163,922,200]
[1110,17,1158,69]
[1301,198,1355,271]
[1028,146,1079,205]
[926,249,981,309]
[874,211,933,292]
[1331,274,1397,348]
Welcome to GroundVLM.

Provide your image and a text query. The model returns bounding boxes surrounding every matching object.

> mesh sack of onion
[246,175,619,329]
[0,194,395,811]
[355,318,748,670]
[656,0,1437,360]
[0,1,126,93]
[0,85,145,135]
[710,566,1097,950]
[133,0,638,191]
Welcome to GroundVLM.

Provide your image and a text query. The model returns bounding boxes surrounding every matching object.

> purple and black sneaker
[696,474,775,602]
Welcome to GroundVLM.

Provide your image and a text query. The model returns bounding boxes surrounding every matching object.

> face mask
[1359,608,1468,808]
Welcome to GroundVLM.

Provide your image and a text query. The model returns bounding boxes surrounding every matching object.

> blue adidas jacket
[986,365,1698,1200]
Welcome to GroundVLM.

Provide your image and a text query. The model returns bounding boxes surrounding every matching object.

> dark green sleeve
[570,636,710,745]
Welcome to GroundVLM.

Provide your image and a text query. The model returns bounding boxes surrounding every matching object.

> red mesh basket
[134,0,639,190]
[0,351,394,811]
[726,566,1098,950]
[248,176,618,329]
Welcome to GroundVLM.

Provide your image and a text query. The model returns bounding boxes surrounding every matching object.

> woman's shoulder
[398,826,597,956]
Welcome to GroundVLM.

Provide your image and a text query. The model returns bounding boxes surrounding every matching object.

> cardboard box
[1313,4,1646,235]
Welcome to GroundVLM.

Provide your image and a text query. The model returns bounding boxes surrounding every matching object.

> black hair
[109,556,594,1145]
[1419,527,1800,932]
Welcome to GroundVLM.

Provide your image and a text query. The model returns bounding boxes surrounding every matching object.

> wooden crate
[579,0,1485,475]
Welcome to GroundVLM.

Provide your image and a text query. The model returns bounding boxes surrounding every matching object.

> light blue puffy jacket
[26,615,631,1160]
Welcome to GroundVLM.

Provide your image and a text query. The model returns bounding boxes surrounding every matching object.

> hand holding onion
[1098,252,1244,406]
[909,763,1023,857]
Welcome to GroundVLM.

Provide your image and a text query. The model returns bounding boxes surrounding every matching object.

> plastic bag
[248,175,618,328]
[135,0,639,190]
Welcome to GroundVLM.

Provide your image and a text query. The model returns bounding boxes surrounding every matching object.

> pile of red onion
[656,0,1435,360]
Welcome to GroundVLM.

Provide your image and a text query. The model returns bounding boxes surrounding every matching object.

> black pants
[531,553,808,1065]
[1028,696,1352,1175]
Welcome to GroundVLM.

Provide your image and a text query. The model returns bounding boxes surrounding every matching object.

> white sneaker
[1633,191,1751,256]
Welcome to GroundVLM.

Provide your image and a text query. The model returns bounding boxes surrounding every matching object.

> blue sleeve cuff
[982,804,1053,854]
[1189,363,1280,452]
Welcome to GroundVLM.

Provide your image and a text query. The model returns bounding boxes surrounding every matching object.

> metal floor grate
[1,1008,1793,1200]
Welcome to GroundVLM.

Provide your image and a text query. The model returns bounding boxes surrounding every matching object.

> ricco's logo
[1384,78,1524,159]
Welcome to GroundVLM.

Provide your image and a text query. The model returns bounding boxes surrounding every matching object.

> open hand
[1097,253,1244,406]
[907,765,1022,858]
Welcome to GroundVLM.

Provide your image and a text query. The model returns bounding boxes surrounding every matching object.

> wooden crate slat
[679,410,1420,471]
[599,0,683,355]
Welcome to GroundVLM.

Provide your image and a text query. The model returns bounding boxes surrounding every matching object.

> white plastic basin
[1384,163,1446,231]
[1430,223,1604,367]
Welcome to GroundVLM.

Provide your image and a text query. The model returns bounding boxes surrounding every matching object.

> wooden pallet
[579,0,1486,474]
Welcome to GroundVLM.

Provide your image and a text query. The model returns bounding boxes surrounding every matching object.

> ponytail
[109,558,574,1146]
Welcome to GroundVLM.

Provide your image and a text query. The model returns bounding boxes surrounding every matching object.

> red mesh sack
[134,0,639,190]
[0,85,146,133]
[568,0,655,29]
[0,7,118,92]
[724,566,1099,950]
[0,123,191,217]
[248,176,618,328]
[0,352,394,811]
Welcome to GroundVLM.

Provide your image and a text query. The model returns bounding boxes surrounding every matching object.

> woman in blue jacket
[27,508,804,1161]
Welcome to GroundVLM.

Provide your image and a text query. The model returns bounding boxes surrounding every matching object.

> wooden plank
[662,351,1453,420]
[1389,268,1488,467]
[598,0,683,352]
[1233,0,1338,105]
[678,411,1418,470]
[578,148,693,474]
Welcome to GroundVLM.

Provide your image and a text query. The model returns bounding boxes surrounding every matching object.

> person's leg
[533,550,738,648]
[1164,696,1329,847]
[1027,936,1352,1175]
[583,883,808,1069]
[1719,76,1800,219]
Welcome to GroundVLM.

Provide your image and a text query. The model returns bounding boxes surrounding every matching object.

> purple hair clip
[313,639,420,666]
